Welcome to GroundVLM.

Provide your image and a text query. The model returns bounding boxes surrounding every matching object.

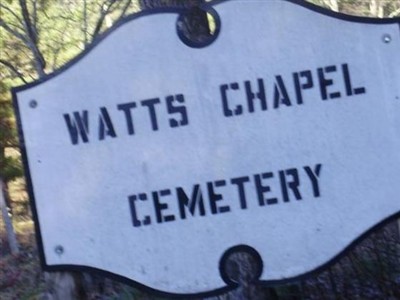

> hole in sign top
[13,0,400,297]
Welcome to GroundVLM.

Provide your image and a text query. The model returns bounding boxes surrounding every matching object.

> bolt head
[383,34,391,43]
[29,100,38,108]
[54,245,64,255]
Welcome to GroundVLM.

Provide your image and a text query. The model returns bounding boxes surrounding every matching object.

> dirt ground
[0,220,45,300]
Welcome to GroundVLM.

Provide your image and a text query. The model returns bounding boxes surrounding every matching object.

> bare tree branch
[91,0,118,42]
[389,7,400,17]
[0,3,24,28]
[0,19,29,44]
[0,59,28,84]
[19,0,37,43]
[0,19,25,33]
[83,0,89,47]
[32,0,38,29]
[116,0,133,21]
[18,0,46,77]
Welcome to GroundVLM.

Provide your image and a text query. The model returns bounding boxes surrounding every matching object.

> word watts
[127,164,322,227]
[63,94,188,145]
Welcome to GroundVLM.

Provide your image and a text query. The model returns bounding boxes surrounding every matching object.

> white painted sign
[13,0,400,296]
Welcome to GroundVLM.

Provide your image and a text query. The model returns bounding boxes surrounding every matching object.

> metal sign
[13,0,400,297]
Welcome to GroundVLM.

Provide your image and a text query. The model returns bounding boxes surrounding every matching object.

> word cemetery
[128,164,322,227]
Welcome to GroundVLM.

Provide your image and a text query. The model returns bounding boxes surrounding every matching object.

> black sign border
[12,0,400,298]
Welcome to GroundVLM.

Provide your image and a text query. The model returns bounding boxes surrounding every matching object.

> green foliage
[0,0,142,81]
[307,0,400,17]
[0,156,23,180]
[0,0,143,183]
[0,81,22,181]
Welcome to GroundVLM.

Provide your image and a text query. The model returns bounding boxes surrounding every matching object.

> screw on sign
[12,0,400,297]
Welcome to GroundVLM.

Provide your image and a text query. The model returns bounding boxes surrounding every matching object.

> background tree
[0,80,22,255]
[0,1,142,298]
[310,0,400,17]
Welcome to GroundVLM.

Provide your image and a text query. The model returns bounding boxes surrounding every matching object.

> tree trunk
[0,177,20,255]
[369,0,384,18]
[42,272,87,300]
[398,219,400,241]
[321,0,339,12]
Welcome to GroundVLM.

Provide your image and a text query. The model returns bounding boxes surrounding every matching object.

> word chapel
[63,63,366,145]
